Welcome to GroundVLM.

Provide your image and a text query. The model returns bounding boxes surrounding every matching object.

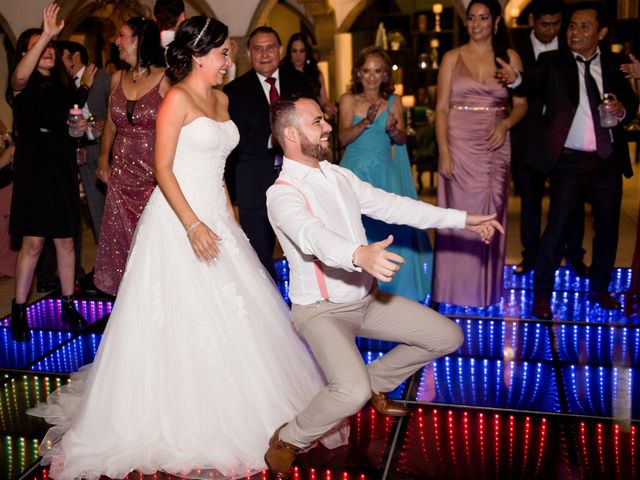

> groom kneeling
[265,96,503,477]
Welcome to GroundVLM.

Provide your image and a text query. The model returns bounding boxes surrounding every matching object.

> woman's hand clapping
[187,222,222,262]
[365,101,380,125]
[620,54,640,80]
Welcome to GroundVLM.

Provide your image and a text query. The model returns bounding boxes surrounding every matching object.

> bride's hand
[187,222,221,261]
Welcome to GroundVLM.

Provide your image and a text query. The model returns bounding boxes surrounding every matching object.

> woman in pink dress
[433,0,527,307]
[94,17,170,295]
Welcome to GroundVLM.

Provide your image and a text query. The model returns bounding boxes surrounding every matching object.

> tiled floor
[1,263,638,480]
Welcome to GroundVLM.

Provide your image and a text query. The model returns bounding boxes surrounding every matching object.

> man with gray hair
[264,96,504,477]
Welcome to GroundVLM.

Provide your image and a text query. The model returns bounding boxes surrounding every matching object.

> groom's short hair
[270,95,311,145]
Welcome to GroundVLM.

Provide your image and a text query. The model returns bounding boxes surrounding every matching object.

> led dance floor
[0,264,638,479]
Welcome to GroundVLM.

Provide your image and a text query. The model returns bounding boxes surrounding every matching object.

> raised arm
[11,3,64,94]
[435,50,457,179]
[154,87,221,261]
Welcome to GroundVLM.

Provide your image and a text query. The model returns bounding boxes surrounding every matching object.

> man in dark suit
[60,41,111,240]
[498,2,638,319]
[153,0,186,49]
[511,0,588,277]
[224,26,309,279]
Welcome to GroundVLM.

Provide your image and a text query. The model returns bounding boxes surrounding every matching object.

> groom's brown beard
[298,129,330,160]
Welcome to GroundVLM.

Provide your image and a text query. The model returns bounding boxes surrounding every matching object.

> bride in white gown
[28,16,346,480]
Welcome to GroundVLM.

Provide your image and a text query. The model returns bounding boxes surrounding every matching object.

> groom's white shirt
[266,157,466,305]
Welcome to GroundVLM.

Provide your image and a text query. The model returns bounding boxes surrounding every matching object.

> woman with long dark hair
[282,32,336,115]
[29,16,345,479]
[432,0,527,307]
[7,3,93,341]
[93,16,170,296]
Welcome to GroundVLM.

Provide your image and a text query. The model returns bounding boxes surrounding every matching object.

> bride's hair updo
[166,16,229,82]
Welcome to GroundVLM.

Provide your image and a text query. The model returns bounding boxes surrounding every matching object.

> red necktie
[265,77,279,104]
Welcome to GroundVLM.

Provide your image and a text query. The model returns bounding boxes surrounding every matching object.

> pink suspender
[274,180,330,299]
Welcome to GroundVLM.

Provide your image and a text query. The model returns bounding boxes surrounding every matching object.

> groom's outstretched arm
[267,184,362,272]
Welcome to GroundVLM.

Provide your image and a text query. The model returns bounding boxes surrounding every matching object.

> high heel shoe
[10,299,31,342]
[60,296,88,329]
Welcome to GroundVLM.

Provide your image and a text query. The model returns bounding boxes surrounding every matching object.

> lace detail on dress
[221,282,247,318]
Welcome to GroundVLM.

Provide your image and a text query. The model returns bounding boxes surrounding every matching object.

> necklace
[131,66,148,84]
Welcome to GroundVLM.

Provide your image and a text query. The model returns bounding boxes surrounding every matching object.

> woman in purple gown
[94,17,170,296]
[433,0,527,307]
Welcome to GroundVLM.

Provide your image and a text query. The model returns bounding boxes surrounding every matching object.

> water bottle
[598,93,619,128]
[68,105,84,138]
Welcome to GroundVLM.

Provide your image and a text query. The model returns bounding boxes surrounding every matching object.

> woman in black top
[7,3,93,340]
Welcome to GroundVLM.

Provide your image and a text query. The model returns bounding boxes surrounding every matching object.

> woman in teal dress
[339,46,432,303]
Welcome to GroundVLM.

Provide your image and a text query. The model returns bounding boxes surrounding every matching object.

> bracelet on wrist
[186,220,201,235]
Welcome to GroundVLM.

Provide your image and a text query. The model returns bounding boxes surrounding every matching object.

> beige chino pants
[280,290,464,448]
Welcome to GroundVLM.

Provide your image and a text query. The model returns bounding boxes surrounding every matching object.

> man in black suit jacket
[511,0,587,277]
[60,41,110,239]
[224,27,309,279]
[498,2,638,319]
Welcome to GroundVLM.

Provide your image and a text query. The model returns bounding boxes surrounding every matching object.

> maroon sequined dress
[94,74,163,295]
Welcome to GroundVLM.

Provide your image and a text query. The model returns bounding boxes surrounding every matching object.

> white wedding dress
[28,118,347,479]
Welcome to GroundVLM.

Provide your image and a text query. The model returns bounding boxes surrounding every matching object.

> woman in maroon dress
[94,17,169,296]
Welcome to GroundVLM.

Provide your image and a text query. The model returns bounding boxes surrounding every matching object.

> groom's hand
[464,213,505,244]
[353,235,405,282]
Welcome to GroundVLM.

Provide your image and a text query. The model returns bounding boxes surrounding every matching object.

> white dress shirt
[530,31,558,60]
[161,30,175,49]
[266,157,467,305]
[565,48,605,152]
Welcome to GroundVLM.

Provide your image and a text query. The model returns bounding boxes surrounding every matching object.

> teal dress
[340,95,433,302]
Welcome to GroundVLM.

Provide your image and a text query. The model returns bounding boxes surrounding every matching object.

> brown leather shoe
[588,291,621,310]
[532,295,552,320]
[264,423,301,478]
[370,391,409,417]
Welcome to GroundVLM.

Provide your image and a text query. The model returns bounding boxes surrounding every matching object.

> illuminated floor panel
[29,333,102,373]
[413,357,562,413]
[0,435,41,480]
[0,373,69,436]
[0,263,637,479]
[388,406,639,480]
[0,298,112,330]
[0,329,74,369]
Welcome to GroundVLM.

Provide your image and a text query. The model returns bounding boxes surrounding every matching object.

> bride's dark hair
[166,16,229,82]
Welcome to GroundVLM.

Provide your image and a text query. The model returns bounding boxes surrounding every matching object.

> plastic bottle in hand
[598,94,619,128]
[68,105,84,138]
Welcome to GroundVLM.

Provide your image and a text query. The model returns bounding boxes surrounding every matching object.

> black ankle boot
[60,296,88,329]
[10,299,31,342]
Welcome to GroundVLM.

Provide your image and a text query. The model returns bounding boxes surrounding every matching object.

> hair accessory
[194,18,211,47]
